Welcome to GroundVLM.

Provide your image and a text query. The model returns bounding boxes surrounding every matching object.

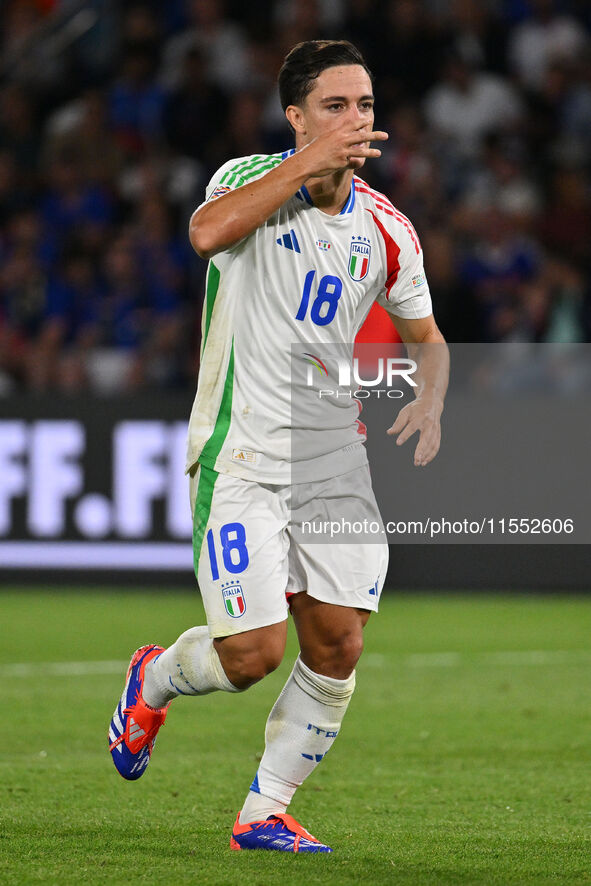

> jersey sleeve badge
[209,185,232,201]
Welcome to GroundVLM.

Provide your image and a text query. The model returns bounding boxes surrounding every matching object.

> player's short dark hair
[278,40,372,111]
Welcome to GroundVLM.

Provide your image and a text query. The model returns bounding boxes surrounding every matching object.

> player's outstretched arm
[386,315,449,467]
[189,122,387,260]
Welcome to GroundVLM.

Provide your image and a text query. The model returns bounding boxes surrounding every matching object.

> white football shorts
[190,463,389,638]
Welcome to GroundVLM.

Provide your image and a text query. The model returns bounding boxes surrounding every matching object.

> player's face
[298,65,375,165]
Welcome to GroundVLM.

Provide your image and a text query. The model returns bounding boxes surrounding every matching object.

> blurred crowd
[0,0,590,394]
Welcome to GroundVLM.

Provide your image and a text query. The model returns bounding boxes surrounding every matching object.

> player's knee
[227,647,283,689]
[215,629,285,689]
[333,631,364,673]
[303,630,364,678]
[252,643,284,682]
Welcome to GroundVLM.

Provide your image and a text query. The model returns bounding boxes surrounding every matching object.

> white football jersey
[186,150,433,483]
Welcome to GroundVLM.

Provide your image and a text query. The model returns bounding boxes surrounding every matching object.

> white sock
[142,626,239,707]
[239,656,355,824]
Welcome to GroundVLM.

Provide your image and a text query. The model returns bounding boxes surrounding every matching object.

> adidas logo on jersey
[276,229,301,253]
[232,448,257,463]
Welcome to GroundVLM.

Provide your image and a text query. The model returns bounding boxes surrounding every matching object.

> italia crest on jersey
[348,236,371,281]
[222,582,246,618]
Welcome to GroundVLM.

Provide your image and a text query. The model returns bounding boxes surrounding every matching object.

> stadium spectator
[40,148,114,268]
[422,228,477,342]
[441,0,509,76]
[538,165,591,268]
[0,207,58,390]
[459,207,541,341]
[508,0,588,92]
[338,0,381,65]
[163,47,228,165]
[84,230,184,393]
[109,47,168,156]
[459,135,542,228]
[120,3,163,60]
[43,89,124,190]
[117,147,202,229]
[274,0,345,35]
[219,91,268,160]
[133,195,191,304]
[271,0,329,51]
[160,0,252,94]
[42,248,104,393]
[424,51,523,159]
[559,56,591,154]
[0,150,24,226]
[0,84,40,177]
[371,0,445,104]
[373,104,441,226]
[1,0,53,93]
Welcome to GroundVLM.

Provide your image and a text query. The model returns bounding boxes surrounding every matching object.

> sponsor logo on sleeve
[411,273,426,288]
[209,185,231,201]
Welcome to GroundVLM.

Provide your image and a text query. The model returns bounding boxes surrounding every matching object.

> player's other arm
[189,123,387,260]
[387,314,449,467]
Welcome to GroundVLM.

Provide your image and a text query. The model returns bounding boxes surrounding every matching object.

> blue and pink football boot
[230,812,332,853]
[108,644,169,780]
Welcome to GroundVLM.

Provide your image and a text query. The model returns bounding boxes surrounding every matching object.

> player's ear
[285,105,306,136]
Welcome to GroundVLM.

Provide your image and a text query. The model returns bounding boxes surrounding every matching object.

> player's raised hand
[387,398,442,467]
[300,122,388,178]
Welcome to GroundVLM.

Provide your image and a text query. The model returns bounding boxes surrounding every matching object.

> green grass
[2,590,591,885]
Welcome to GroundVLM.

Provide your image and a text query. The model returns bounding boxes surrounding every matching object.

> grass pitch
[2,589,591,885]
